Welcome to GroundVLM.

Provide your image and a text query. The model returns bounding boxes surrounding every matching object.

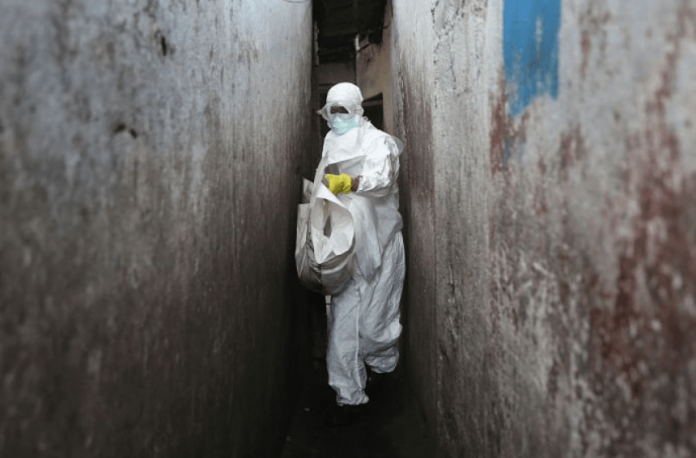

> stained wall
[390,0,440,435]
[359,0,696,456]
[0,1,313,457]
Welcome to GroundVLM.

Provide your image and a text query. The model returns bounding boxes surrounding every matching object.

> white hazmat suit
[315,83,405,406]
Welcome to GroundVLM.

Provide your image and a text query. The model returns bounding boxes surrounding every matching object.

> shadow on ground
[281,358,434,458]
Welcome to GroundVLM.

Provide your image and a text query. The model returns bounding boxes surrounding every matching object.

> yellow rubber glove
[324,173,353,195]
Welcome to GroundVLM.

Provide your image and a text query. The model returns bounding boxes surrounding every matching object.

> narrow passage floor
[281,358,434,458]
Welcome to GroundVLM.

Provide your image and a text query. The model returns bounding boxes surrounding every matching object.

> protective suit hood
[318,82,365,120]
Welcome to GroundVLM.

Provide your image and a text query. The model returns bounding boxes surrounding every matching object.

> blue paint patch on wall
[504,0,561,116]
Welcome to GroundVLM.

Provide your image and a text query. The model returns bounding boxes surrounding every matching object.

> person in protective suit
[316,82,405,425]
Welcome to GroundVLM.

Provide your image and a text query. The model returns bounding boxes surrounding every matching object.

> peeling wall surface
[0,1,313,457]
[362,0,696,456]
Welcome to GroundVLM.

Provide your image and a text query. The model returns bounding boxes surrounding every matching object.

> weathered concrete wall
[388,0,441,437]
[363,0,696,456]
[0,1,313,457]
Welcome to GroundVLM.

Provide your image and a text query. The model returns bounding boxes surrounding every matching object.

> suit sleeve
[355,136,400,198]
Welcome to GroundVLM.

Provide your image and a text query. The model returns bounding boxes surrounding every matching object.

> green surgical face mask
[329,114,360,135]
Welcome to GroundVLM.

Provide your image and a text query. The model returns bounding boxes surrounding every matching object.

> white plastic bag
[295,179,355,295]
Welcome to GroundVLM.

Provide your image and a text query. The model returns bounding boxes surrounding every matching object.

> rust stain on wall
[584,4,696,455]
[489,76,508,175]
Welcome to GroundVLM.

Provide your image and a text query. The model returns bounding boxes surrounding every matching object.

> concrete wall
[389,0,441,437]
[0,1,313,457]
[360,0,696,456]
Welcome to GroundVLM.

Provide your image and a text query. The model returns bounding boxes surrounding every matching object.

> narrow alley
[1,0,695,457]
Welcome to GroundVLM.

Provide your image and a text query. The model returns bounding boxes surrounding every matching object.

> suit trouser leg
[326,232,405,405]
